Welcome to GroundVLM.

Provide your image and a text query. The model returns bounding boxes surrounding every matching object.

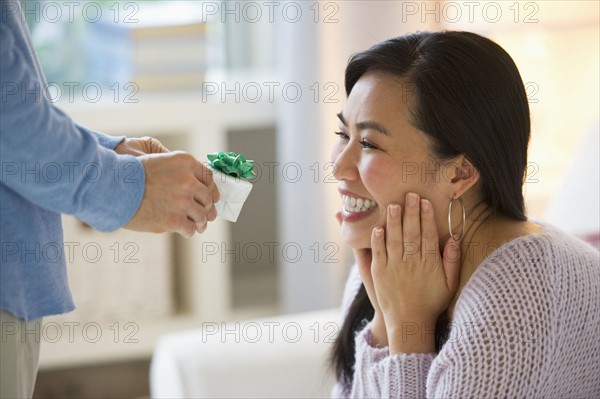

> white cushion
[150,308,340,398]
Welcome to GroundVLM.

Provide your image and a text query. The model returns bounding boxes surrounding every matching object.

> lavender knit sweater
[332,222,600,398]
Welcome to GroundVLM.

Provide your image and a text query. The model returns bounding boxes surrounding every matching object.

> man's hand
[114,136,169,156]
[121,144,220,237]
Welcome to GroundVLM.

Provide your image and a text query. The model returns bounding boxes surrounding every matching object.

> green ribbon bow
[207,151,256,179]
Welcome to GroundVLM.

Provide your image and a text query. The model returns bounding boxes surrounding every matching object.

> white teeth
[341,195,377,213]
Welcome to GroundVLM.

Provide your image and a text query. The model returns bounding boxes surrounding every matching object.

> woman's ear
[448,156,480,197]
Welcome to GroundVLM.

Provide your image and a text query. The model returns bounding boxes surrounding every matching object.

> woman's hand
[353,247,389,347]
[336,212,388,347]
[371,192,461,354]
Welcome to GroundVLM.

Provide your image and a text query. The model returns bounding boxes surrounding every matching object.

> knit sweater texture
[332,221,600,398]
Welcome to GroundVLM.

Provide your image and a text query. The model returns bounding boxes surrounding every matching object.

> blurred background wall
[19,0,598,397]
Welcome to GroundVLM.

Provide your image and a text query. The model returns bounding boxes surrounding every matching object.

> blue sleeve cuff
[77,124,125,150]
[76,152,146,232]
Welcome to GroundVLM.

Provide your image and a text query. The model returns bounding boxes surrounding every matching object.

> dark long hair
[331,31,531,388]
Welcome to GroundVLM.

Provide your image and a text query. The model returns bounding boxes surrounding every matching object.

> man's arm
[0,20,144,232]
[82,125,126,150]
[1,3,219,236]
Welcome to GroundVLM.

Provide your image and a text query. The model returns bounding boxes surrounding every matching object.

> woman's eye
[334,132,379,150]
[359,139,379,150]
[334,131,349,140]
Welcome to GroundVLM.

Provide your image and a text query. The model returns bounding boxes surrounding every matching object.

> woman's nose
[332,145,359,182]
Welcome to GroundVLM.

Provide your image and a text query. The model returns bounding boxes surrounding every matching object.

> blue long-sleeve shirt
[1,0,145,321]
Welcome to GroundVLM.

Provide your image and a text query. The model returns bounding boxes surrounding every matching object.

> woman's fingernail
[389,204,400,217]
[407,193,418,207]
[420,199,430,212]
[373,227,383,237]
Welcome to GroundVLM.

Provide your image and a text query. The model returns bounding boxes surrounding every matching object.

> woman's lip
[340,205,378,222]
[338,188,374,201]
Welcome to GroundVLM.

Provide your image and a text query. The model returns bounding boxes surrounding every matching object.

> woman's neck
[445,204,542,319]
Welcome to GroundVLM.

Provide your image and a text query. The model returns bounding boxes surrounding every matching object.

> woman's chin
[340,224,372,249]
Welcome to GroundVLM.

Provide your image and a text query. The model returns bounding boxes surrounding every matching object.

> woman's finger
[386,204,403,266]
[354,248,373,282]
[419,198,440,263]
[353,248,382,314]
[371,226,387,274]
[402,192,421,261]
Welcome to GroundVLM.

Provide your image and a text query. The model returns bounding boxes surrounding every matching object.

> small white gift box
[210,169,253,222]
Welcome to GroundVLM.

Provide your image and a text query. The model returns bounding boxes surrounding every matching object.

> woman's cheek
[360,160,392,205]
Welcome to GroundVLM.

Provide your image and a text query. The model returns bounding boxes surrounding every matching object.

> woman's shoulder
[456,219,599,319]
[480,219,599,275]
[435,222,599,399]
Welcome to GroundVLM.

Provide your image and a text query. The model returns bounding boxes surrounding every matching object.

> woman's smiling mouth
[340,191,379,221]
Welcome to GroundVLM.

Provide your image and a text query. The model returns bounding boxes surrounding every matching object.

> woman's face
[331,71,455,249]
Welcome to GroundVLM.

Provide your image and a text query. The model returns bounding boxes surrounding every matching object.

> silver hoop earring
[448,196,466,241]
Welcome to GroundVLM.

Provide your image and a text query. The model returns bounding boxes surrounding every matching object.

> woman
[330,31,600,398]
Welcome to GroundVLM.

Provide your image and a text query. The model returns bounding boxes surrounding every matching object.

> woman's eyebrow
[337,112,390,136]
[355,121,390,136]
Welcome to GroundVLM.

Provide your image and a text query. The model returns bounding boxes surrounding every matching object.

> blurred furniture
[150,308,339,398]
